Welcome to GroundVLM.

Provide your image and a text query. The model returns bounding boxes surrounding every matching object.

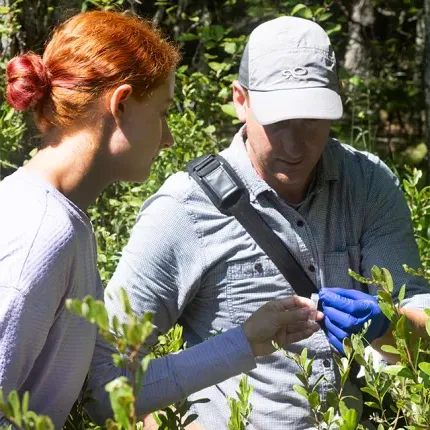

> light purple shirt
[0,168,255,427]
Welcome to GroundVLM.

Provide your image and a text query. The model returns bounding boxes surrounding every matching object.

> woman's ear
[109,84,133,122]
[232,80,249,123]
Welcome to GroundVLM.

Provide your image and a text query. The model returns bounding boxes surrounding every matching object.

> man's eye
[303,119,319,128]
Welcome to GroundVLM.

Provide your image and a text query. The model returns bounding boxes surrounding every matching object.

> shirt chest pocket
[226,256,295,325]
[323,245,363,290]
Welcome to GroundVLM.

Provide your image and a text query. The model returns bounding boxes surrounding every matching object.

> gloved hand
[319,288,390,354]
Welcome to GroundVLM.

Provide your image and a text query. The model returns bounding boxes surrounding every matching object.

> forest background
[1,1,430,429]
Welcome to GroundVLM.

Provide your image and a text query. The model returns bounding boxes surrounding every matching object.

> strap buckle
[190,155,243,211]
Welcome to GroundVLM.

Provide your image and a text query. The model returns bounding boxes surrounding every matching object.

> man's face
[233,81,331,202]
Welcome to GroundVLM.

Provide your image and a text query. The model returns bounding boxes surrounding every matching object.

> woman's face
[111,72,175,182]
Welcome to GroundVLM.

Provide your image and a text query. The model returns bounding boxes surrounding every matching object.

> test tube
[309,293,319,324]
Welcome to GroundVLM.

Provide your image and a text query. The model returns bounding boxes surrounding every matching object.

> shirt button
[308,265,315,272]
[254,262,263,273]
[323,359,331,368]
[297,220,304,227]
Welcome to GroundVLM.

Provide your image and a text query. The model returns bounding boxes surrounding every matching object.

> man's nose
[280,124,305,158]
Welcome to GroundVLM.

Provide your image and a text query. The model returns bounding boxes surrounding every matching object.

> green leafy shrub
[278,266,430,430]
[227,375,254,430]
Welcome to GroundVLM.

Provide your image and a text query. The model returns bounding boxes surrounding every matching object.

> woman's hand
[242,296,324,357]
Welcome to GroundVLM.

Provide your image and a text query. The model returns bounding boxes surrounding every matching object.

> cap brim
[248,87,343,125]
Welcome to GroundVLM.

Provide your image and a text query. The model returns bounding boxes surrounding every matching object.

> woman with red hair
[0,10,322,426]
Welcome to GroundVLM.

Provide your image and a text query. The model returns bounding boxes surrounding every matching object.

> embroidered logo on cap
[282,67,308,79]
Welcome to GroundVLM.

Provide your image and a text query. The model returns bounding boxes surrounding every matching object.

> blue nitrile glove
[319,288,390,355]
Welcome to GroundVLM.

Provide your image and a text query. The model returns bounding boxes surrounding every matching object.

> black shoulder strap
[187,154,318,298]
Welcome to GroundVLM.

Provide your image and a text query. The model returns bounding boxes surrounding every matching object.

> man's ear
[232,80,249,123]
[109,84,133,122]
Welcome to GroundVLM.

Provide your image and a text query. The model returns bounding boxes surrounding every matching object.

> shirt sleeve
[361,157,430,308]
[85,326,255,424]
[105,190,206,342]
[0,288,54,406]
[0,214,74,419]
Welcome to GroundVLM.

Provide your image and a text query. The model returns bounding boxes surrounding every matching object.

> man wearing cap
[105,16,430,429]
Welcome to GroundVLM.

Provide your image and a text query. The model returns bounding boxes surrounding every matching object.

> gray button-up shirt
[106,128,430,430]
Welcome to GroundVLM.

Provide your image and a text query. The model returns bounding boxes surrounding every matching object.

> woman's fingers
[277,323,319,345]
[275,307,324,328]
[278,295,316,310]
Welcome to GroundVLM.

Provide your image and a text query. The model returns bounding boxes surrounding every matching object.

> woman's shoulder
[0,170,89,298]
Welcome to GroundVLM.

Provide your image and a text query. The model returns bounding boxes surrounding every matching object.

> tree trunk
[425,0,430,183]
[343,0,375,77]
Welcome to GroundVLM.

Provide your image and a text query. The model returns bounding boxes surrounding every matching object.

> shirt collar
[222,126,339,202]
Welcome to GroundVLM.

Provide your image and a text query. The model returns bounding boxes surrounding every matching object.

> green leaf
[383,365,404,375]
[221,102,237,117]
[308,391,320,409]
[364,401,381,410]
[295,373,307,386]
[81,302,90,318]
[377,290,393,304]
[381,345,401,355]
[338,400,349,419]
[343,337,352,359]
[396,314,408,339]
[326,24,342,36]
[208,61,226,72]
[4,109,15,122]
[22,392,29,414]
[224,42,237,54]
[371,266,382,281]
[419,362,430,376]
[379,301,396,321]
[361,387,379,400]
[381,268,394,292]
[293,385,308,399]
[323,407,335,425]
[343,408,357,429]
[183,414,199,427]
[119,288,132,315]
[291,4,313,19]
[316,12,332,22]
[290,4,306,16]
[426,318,430,337]
[300,348,308,366]
[351,335,365,357]
[398,284,406,303]
[313,374,325,390]
[189,397,211,405]
[326,391,338,409]
[8,391,21,427]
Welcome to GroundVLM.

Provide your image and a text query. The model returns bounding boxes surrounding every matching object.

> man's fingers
[326,329,344,355]
[325,287,368,301]
[324,315,349,340]
[277,295,316,311]
[320,289,370,317]
[321,305,362,331]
